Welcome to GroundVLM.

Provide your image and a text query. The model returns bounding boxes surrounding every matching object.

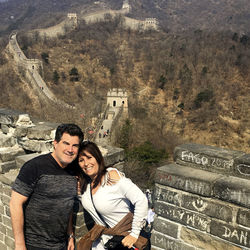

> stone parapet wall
[0,171,16,250]
[152,143,250,250]
[0,108,125,248]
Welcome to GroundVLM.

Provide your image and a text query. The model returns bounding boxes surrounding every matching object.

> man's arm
[67,212,74,250]
[9,190,29,250]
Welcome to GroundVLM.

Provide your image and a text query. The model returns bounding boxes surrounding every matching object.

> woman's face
[78,150,99,180]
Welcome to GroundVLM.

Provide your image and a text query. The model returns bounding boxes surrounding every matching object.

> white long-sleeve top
[80,168,148,239]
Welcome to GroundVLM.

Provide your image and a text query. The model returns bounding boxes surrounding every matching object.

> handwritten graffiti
[192,198,208,212]
[237,164,250,176]
[181,150,234,170]
[181,151,208,165]
[154,187,181,206]
[186,213,210,231]
[157,203,210,232]
[222,226,248,246]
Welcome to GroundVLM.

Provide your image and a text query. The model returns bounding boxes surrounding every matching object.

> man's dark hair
[55,124,83,143]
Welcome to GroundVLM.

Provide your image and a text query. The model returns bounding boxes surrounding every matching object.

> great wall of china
[1,1,250,249]
[6,0,158,130]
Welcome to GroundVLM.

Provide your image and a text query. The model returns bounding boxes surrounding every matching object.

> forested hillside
[1,16,249,155]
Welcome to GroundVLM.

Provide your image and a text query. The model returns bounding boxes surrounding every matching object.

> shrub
[69,67,79,81]
[194,89,214,108]
[127,141,168,164]
[53,70,60,84]
[41,52,49,64]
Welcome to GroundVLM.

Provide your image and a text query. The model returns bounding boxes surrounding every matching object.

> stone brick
[19,139,53,153]
[0,223,6,234]
[214,176,250,208]
[181,193,234,223]
[234,153,250,180]
[27,124,55,140]
[0,231,3,241]
[0,169,18,185]
[15,153,40,169]
[0,146,25,162]
[151,231,195,250]
[1,124,9,134]
[5,235,15,249]
[5,206,10,217]
[2,183,11,196]
[180,226,241,250]
[154,184,182,206]
[155,201,211,232]
[75,224,89,240]
[153,216,179,239]
[0,204,4,215]
[6,227,13,238]
[2,216,12,228]
[174,143,244,176]
[237,208,250,228]
[211,219,250,248]
[155,164,222,196]
[0,134,17,148]
[101,144,125,166]
[0,241,8,250]
[0,161,16,174]
[14,126,28,137]
[154,183,234,222]
[1,194,10,206]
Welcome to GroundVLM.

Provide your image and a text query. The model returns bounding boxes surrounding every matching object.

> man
[10,124,84,250]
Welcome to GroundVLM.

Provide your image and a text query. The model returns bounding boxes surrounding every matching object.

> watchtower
[122,0,131,13]
[67,13,78,27]
[107,88,128,109]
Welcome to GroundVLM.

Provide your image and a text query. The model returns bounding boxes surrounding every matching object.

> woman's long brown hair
[77,141,107,193]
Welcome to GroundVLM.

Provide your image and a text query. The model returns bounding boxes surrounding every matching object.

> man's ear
[53,140,57,149]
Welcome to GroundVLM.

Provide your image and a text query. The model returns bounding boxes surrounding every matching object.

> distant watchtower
[122,0,131,14]
[107,88,128,109]
[144,18,159,30]
[67,13,78,28]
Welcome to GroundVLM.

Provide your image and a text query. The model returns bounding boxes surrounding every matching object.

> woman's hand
[121,234,137,249]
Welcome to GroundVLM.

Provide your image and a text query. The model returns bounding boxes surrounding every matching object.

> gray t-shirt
[12,153,77,250]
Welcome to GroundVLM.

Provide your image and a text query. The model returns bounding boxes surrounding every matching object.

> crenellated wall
[8,33,75,110]
[152,143,250,250]
[0,108,125,249]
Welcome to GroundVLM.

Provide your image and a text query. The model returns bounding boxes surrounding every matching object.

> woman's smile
[78,150,99,179]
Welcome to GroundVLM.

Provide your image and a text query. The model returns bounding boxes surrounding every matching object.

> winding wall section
[8,33,75,109]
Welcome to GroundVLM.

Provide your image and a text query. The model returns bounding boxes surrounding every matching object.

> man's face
[52,133,80,168]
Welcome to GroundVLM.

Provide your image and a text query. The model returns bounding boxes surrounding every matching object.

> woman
[77,141,149,250]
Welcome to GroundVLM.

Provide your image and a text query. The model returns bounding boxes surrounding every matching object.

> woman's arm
[120,177,148,237]
[119,177,148,248]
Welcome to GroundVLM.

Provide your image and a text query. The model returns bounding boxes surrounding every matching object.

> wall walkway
[95,105,122,145]
[8,33,75,110]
